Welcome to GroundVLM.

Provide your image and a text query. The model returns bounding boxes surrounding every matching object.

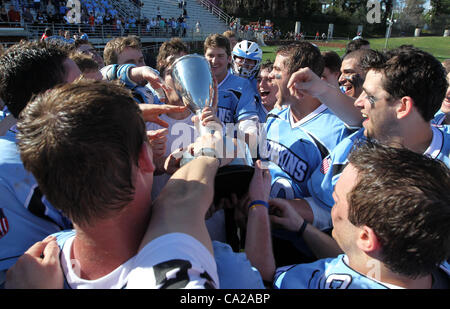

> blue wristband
[248,200,269,210]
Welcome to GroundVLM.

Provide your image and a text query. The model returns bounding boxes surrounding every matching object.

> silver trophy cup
[171,54,255,203]
[171,54,215,136]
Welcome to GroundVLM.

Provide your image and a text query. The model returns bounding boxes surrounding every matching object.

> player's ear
[356,225,380,253]
[138,143,155,173]
[396,96,414,120]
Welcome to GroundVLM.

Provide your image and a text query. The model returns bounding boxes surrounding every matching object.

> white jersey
[55,230,134,289]
[127,233,219,289]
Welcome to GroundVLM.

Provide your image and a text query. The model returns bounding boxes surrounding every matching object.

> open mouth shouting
[340,74,364,98]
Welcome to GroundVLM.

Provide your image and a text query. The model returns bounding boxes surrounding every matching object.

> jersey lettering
[217,107,233,123]
[266,140,308,182]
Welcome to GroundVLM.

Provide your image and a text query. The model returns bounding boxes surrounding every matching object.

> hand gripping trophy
[170,54,255,202]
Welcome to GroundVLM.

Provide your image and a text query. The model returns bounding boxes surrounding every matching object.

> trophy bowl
[170,54,255,204]
[171,54,214,119]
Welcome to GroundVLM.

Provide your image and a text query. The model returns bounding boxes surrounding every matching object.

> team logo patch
[320,157,331,174]
[0,208,9,239]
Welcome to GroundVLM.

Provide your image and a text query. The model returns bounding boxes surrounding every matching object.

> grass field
[261,36,450,62]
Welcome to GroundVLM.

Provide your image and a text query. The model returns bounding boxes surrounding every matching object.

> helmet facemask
[231,40,262,79]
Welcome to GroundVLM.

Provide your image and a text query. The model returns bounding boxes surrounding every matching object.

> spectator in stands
[156,6,161,20]
[0,7,8,22]
[181,20,187,37]
[36,11,47,24]
[103,35,145,67]
[46,1,56,18]
[170,18,177,36]
[22,7,34,23]
[89,13,95,32]
[321,51,341,88]
[58,1,67,20]
[7,5,20,23]
[158,17,165,34]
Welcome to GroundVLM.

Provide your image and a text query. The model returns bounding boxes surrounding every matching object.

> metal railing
[0,21,210,44]
[196,0,231,25]
[110,0,140,19]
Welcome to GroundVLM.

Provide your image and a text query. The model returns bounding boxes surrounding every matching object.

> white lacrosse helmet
[232,40,262,79]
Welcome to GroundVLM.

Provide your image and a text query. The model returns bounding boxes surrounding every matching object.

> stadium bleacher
[0,0,230,47]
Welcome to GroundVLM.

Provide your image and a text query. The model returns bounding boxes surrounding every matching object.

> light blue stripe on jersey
[217,73,258,124]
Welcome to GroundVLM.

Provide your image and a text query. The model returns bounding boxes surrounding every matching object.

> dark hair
[343,49,384,73]
[70,51,99,72]
[345,38,370,55]
[17,80,147,226]
[260,59,273,71]
[74,38,90,48]
[321,50,341,73]
[0,40,70,118]
[443,59,450,74]
[347,141,450,278]
[364,46,448,121]
[156,37,189,76]
[276,42,324,77]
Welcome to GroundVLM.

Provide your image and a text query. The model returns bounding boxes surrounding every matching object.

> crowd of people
[0,0,191,38]
[0,28,449,290]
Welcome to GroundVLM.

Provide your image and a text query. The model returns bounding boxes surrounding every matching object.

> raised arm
[139,129,232,255]
[287,67,362,127]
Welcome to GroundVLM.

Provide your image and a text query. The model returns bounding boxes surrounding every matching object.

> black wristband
[297,220,308,238]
